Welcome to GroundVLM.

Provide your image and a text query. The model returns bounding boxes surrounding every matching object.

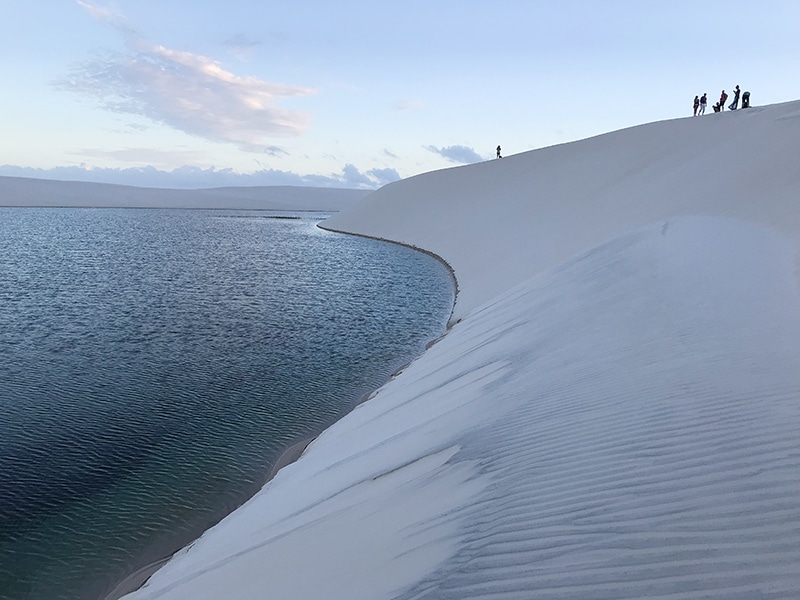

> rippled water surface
[0,207,454,600]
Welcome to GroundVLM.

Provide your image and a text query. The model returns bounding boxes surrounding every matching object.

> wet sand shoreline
[102,436,316,600]
[101,272,454,600]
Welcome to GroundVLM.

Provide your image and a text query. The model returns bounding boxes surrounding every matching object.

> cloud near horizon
[60,1,316,152]
[0,162,398,190]
[424,144,484,165]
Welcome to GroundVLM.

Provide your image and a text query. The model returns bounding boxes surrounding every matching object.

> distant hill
[0,176,371,211]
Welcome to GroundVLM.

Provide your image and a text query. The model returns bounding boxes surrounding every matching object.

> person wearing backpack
[719,90,728,111]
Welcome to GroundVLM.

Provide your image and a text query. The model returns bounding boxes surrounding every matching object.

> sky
[1,0,798,190]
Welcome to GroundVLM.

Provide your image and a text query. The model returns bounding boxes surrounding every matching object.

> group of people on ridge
[693,85,750,116]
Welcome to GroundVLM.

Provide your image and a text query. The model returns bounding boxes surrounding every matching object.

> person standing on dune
[729,85,741,110]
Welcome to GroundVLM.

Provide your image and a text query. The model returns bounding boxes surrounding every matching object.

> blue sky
[1,1,798,189]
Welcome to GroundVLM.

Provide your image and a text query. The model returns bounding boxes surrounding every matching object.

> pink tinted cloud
[64,1,316,152]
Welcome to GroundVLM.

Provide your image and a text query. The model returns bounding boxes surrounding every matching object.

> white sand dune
[326,101,800,322]
[0,176,369,211]
[120,100,800,599]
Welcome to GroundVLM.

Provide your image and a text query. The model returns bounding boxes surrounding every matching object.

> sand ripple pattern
[399,217,800,599]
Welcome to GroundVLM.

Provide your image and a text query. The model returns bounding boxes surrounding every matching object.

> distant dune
[0,176,371,211]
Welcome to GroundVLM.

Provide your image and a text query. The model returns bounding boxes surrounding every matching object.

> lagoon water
[0,207,454,600]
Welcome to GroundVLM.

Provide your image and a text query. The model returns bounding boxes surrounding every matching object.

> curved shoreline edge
[318,223,461,328]
[103,229,458,600]
[104,364,449,600]
[103,439,316,600]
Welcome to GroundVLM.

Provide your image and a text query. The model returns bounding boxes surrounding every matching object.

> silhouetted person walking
[693,95,700,116]
[496,145,502,159]
[699,93,707,115]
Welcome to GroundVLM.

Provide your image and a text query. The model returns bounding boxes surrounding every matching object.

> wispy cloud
[366,167,400,186]
[327,164,398,188]
[224,34,262,61]
[424,144,484,165]
[60,1,316,152]
[76,0,131,32]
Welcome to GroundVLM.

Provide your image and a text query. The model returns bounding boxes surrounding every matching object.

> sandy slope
[325,100,800,321]
[124,101,800,599]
